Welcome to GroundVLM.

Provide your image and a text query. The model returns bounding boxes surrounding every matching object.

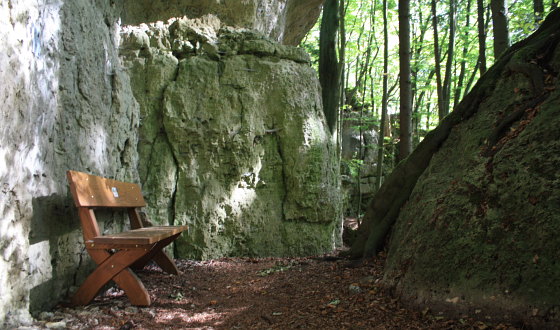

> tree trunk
[477,0,488,75]
[454,0,473,108]
[431,0,445,121]
[337,0,346,158]
[411,9,431,140]
[490,0,510,58]
[319,0,340,134]
[349,8,560,259]
[442,0,456,116]
[399,0,412,160]
[375,0,390,191]
[534,0,544,23]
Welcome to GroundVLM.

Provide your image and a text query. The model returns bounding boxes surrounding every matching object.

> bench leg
[131,233,181,275]
[72,249,151,306]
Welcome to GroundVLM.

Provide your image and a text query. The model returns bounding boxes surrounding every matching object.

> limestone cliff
[0,0,331,326]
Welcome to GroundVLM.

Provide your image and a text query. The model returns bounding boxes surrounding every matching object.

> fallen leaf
[445,297,460,304]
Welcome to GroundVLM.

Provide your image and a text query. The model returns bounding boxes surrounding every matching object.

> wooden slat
[91,226,188,246]
[67,170,146,208]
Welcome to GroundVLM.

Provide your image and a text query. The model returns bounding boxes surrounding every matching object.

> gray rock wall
[0,1,335,326]
[121,16,342,259]
[0,0,139,326]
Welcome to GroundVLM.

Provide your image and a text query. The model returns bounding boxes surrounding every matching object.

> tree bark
[477,0,488,75]
[399,0,412,160]
[319,0,340,134]
[442,0,456,116]
[376,0,390,191]
[431,0,445,121]
[454,0,473,108]
[534,0,544,23]
[337,0,346,158]
[490,0,510,58]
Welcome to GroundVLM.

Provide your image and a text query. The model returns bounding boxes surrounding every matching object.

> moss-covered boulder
[121,16,342,259]
[352,9,560,328]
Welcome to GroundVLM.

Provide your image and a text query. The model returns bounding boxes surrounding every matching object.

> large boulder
[120,16,342,259]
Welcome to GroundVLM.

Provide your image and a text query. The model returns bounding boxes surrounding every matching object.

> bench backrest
[67,170,147,241]
[67,170,146,208]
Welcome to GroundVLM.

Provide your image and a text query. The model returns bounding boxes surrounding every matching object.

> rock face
[121,16,342,259]
[380,11,560,327]
[0,0,140,326]
[0,0,332,326]
[119,0,324,45]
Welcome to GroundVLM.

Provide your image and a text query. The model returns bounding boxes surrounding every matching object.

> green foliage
[341,158,364,178]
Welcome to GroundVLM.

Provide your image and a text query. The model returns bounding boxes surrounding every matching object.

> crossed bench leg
[130,234,181,275]
[72,235,180,306]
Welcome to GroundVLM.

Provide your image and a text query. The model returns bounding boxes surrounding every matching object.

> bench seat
[89,226,188,247]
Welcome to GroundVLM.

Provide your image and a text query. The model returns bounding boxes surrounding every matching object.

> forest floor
[30,250,519,330]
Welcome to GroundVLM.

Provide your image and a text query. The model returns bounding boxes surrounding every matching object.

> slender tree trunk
[490,0,510,58]
[337,0,346,157]
[399,0,412,160]
[454,0,472,108]
[431,0,445,121]
[534,0,544,24]
[442,0,456,116]
[477,0,487,75]
[411,10,431,140]
[376,0,390,191]
[319,0,340,133]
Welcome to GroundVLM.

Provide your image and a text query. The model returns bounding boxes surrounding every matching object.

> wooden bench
[67,170,188,306]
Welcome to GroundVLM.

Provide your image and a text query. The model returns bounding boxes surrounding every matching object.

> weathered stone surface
[119,0,324,45]
[122,17,342,259]
[0,0,139,326]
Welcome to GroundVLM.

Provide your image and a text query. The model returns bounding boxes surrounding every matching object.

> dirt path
[32,254,516,329]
